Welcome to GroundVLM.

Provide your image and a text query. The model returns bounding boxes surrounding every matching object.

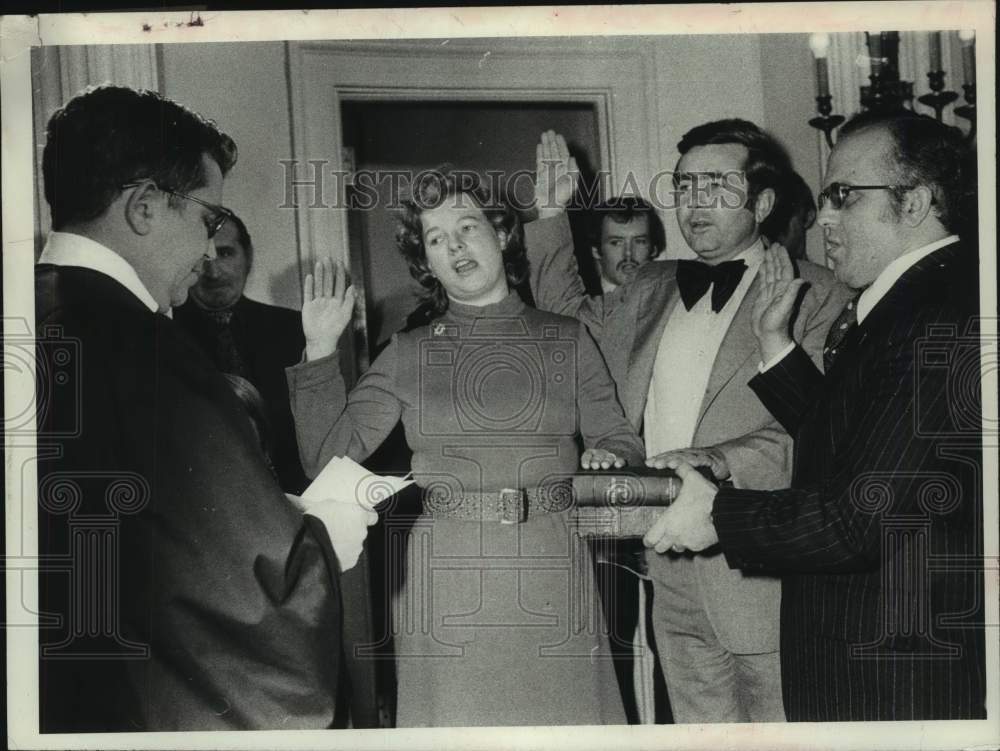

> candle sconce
[809,95,845,149]
[954,31,977,140]
[954,83,976,140]
[859,32,914,112]
[917,71,959,120]
[808,30,976,146]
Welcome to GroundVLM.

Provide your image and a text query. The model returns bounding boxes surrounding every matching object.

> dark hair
[760,170,817,243]
[589,196,667,255]
[396,169,526,314]
[676,118,794,212]
[225,212,254,269]
[838,109,972,235]
[43,84,237,230]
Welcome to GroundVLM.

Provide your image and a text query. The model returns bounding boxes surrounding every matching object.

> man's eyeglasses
[121,181,235,239]
[817,182,915,211]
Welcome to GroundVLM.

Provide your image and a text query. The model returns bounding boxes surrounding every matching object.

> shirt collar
[733,238,765,270]
[38,232,161,314]
[857,235,959,323]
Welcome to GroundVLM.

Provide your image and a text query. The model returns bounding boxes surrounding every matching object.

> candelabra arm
[955,83,977,142]
[808,94,844,148]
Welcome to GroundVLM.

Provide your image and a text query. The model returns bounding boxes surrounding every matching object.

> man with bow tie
[644,111,985,721]
[526,123,849,722]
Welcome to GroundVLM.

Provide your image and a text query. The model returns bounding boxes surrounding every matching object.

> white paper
[303,455,414,510]
[293,457,414,571]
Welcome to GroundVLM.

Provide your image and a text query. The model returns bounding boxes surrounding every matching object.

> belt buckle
[498,488,527,524]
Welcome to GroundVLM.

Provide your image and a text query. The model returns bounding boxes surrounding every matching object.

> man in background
[590,196,666,293]
[174,213,308,493]
[35,84,357,731]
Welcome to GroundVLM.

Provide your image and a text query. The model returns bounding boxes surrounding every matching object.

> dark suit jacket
[35,265,343,731]
[713,241,986,720]
[175,295,380,728]
[174,296,308,494]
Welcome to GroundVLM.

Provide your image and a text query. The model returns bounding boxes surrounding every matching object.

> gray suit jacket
[525,214,852,652]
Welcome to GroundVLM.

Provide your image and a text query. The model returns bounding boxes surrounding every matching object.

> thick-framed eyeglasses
[817,182,915,211]
[121,181,235,238]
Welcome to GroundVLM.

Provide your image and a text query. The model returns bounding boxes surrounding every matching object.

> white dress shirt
[759,234,960,372]
[644,240,764,457]
[38,231,160,314]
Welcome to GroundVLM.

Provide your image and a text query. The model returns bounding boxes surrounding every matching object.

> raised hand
[581,448,627,471]
[751,243,807,362]
[534,130,579,219]
[302,257,356,362]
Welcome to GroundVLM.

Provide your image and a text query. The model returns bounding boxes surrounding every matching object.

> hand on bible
[581,448,627,470]
[645,446,730,480]
[751,243,807,362]
[643,462,719,553]
[534,130,579,219]
[303,257,356,362]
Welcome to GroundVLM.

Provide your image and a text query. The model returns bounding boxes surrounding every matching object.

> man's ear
[497,228,509,252]
[753,187,776,225]
[899,185,935,227]
[591,245,602,260]
[124,182,160,236]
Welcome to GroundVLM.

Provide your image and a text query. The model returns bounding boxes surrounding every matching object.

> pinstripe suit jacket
[525,214,851,653]
[713,240,986,720]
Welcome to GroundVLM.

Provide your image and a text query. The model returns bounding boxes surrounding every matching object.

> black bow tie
[676,259,748,313]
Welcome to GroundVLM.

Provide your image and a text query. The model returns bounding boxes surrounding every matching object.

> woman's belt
[423,481,573,523]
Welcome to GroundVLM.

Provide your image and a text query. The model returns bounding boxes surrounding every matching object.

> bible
[572,466,714,538]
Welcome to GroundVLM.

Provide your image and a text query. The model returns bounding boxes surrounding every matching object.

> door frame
[286,37,660,367]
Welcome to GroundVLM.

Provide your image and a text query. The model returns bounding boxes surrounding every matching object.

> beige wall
[161,42,302,309]
[651,34,769,258]
[760,33,827,266]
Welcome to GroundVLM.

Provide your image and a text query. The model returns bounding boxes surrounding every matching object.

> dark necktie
[823,294,861,371]
[676,259,748,313]
[208,309,249,379]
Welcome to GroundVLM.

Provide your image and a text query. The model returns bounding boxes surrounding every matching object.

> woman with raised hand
[286,161,642,727]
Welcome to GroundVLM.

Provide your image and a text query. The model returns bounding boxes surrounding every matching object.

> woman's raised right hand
[302,257,356,361]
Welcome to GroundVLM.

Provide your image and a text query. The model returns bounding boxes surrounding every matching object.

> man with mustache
[645,110,985,721]
[528,124,850,722]
[174,212,309,494]
[591,196,666,294]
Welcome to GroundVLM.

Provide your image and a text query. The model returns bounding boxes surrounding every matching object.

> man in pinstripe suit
[645,110,985,720]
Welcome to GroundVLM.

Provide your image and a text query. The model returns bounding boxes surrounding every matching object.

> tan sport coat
[525,214,851,652]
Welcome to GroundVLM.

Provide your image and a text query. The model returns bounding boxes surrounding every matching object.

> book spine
[572,475,680,507]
